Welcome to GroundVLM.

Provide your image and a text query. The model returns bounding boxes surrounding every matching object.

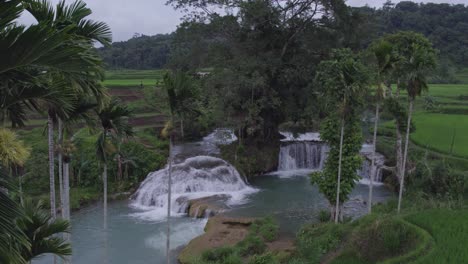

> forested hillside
[99,1,468,73]
[98,33,172,69]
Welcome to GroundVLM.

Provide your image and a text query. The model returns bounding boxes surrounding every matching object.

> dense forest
[99,1,468,73]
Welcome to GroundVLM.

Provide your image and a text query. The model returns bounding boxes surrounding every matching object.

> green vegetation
[311,49,369,222]
[18,128,168,211]
[381,84,468,158]
[406,209,468,263]
[103,69,165,87]
[188,217,280,264]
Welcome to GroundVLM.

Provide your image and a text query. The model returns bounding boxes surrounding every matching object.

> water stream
[33,130,392,264]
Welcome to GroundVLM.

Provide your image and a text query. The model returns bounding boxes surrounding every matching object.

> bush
[250,216,279,242]
[318,209,331,222]
[238,234,266,256]
[296,223,348,263]
[351,217,419,262]
[248,252,279,264]
[201,247,240,263]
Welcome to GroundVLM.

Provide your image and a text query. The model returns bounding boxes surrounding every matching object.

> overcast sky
[19,0,467,42]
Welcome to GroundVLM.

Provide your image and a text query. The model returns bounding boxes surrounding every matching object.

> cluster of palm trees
[367,32,436,214]
[1,0,133,262]
[313,32,436,222]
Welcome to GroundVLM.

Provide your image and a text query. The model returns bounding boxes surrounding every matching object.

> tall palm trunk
[64,160,71,264]
[368,103,379,213]
[394,82,403,185]
[103,162,108,227]
[334,118,345,223]
[64,161,70,222]
[397,98,414,213]
[58,119,64,218]
[166,137,173,264]
[48,113,56,219]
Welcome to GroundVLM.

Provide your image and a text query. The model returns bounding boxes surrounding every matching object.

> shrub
[352,217,418,262]
[238,234,266,256]
[296,223,348,263]
[248,252,279,264]
[201,247,237,262]
[250,216,279,242]
[318,210,331,222]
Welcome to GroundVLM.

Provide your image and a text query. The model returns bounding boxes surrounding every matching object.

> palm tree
[163,71,199,139]
[16,199,71,262]
[314,49,369,223]
[58,98,97,223]
[367,39,394,213]
[24,0,111,221]
[0,172,29,264]
[96,98,133,225]
[397,37,436,213]
[162,71,196,263]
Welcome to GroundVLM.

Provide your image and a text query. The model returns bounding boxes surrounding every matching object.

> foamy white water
[130,156,257,221]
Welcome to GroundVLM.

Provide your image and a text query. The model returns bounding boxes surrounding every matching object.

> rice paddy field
[103,69,166,87]
[406,209,468,264]
[382,83,468,158]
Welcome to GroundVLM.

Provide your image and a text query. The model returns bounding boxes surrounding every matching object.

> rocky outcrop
[178,216,255,264]
[187,195,229,218]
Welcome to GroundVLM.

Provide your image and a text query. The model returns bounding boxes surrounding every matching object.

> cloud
[18,0,465,42]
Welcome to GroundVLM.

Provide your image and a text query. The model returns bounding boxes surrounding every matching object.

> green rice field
[382,83,468,158]
[103,69,165,87]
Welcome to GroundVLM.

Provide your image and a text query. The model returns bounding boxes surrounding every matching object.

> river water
[33,130,393,264]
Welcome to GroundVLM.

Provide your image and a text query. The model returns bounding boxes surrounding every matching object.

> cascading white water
[278,142,326,170]
[277,133,385,183]
[131,155,255,221]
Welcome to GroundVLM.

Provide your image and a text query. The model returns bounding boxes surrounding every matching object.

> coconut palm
[16,199,71,262]
[96,98,133,224]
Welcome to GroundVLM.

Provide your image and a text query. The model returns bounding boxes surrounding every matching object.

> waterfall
[131,155,255,220]
[278,142,326,171]
[277,133,385,183]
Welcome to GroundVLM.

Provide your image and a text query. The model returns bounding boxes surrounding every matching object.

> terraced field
[23,70,168,132]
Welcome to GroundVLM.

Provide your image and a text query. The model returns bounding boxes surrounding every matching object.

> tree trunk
[334,118,345,224]
[394,82,403,184]
[117,153,122,182]
[166,137,173,264]
[398,98,414,214]
[368,103,379,213]
[103,162,108,228]
[58,119,64,218]
[180,118,184,139]
[48,113,56,219]
[64,161,71,264]
[64,161,71,222]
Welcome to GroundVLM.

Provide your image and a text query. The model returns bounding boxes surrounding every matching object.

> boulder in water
[186,195,229,218]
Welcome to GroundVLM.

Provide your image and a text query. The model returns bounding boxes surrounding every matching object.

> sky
[19,0,467,42]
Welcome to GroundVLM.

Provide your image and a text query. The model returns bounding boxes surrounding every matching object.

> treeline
[362,1,468,67]
[98,33,172,69]
[99,1,468,73]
